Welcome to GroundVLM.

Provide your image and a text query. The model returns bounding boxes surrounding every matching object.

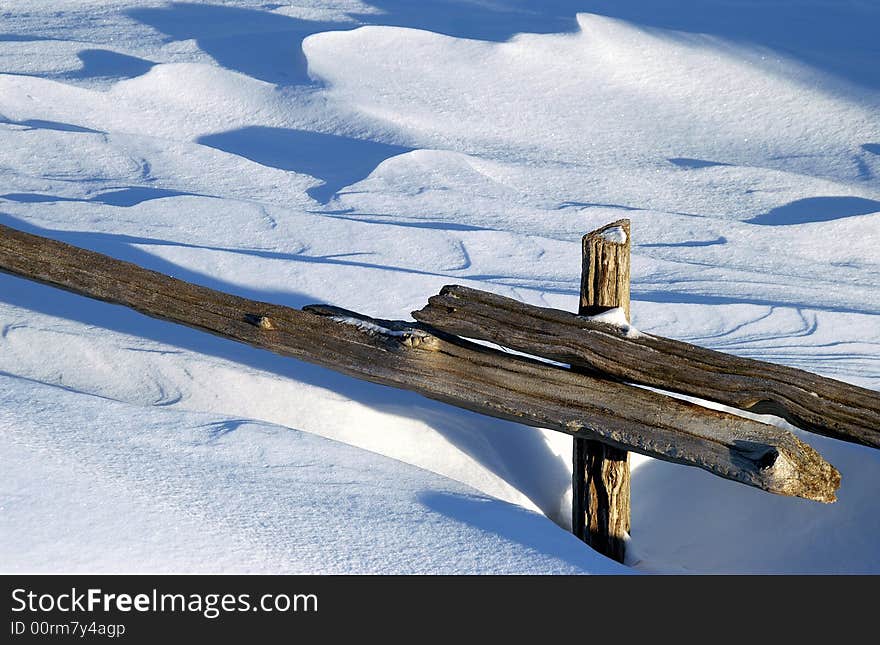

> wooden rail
[414,286,880,449]
[0,222,840,502]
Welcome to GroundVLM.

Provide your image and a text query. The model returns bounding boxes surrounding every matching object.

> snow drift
[1,0,878,573]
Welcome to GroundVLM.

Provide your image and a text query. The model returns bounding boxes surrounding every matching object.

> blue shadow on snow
[127,2,583,85]
[66,49,156,82]
[641,236,727,248]
[125,2,880,91]
[2,187,203,207]
[0,214,571,521]
[748,196,880,226]
[580,0,880,91]
[668,157,730,170]
[0,117,103,134]
[127,3,341,85]
[197,126,414,204]
[629,439,880,573]
[419,491,626,573]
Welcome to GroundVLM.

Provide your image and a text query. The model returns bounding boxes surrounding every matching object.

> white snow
[1,1,878,574]
[1,373,623,574]
[599,226,628,245]
[331,315,427,338]
[583,307,643,338]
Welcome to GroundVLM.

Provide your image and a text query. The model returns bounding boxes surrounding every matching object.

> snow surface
[1,373,626,574]
[599,226,627,245]
[1,1,879,573]
[583,307,642,338]
[330,315,426,338]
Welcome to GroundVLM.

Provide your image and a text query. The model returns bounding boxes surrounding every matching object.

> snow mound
[0,374,622,574]
[1,1,878,573]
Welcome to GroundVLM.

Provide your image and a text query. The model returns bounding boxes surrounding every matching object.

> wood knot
[399,332,438,351]
[400,333,424,348]
[245,313,277,330]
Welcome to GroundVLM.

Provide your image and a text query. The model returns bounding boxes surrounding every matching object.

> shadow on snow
[0,213,572,525]
[125,1,880,91]
[196,126,414,204]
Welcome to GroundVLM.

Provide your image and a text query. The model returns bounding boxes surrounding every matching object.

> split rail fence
[1,219,877,564]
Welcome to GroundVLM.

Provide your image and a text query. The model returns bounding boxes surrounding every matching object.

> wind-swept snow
[1,374,623,574]
[1,0,878,573]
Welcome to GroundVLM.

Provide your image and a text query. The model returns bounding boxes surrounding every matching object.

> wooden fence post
[572,219,632,562]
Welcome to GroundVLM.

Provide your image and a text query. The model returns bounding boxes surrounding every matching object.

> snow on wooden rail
[0,222,840,502]
[413,285,880,450]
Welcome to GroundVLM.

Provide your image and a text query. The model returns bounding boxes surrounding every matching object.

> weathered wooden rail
[414,286,880,450]
[2,218,876,564]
